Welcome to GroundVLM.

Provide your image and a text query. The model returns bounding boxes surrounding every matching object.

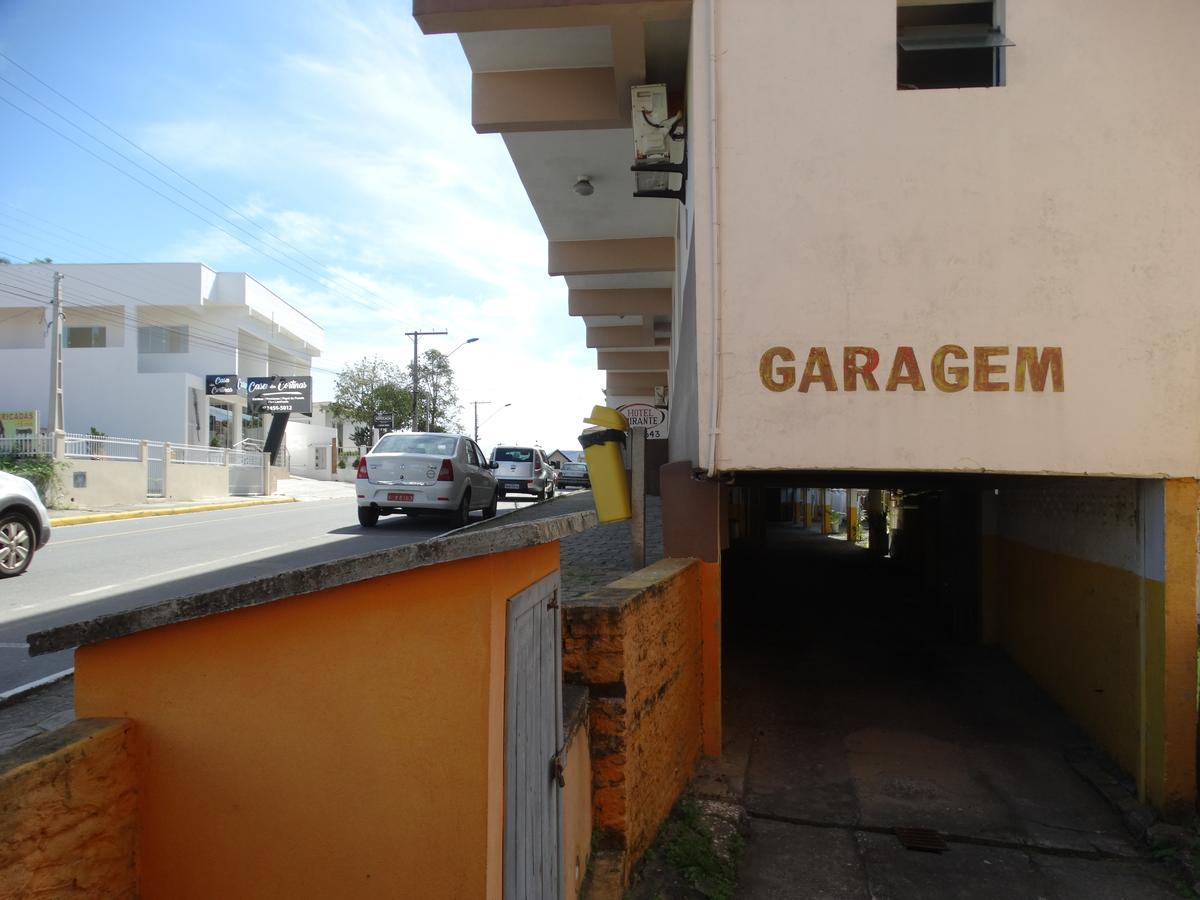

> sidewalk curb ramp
[50,497,297,527]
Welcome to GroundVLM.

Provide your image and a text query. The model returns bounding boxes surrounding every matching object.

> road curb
[49,496,298,527]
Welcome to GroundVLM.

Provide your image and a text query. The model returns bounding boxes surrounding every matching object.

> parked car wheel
[483,489,498,519]
[0,513,35,577]
[453,490,471,527]
[357,506,379,528]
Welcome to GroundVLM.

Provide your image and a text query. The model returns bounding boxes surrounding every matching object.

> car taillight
[437,459,454,481]
[356,458,368,479]
[534,457,542,472]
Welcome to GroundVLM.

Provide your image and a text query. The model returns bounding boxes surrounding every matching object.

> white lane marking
[0,642,30,648]
[49,500,346,545]
[0,667,74,702]
[67,584,121,599]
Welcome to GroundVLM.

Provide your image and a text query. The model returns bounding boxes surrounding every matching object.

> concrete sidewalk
[47,475,355,525]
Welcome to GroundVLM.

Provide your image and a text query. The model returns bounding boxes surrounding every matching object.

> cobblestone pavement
[558,495,662,601]
[0,676,75,753]
[0,488,662,754]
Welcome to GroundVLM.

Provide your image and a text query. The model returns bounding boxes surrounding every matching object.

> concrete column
[846,489,859,542]
[138,440,148,464]
[1139,478,1198,816]
[821,489,832,534]
[867,489,887,557]
[630,427,646,569]
[162,442,171,499]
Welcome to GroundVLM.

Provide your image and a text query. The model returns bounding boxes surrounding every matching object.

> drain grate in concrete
[894,827,948,853]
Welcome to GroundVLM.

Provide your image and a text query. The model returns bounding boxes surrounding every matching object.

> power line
[0,55,404,317]
[0,51,340,278]
[0,92,390,315]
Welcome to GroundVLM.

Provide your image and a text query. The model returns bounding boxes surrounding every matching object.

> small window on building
[65,326,106,348]
[898,0,1012,90]
[138,324,189,353]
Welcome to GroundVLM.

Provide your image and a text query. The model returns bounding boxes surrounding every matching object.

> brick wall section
[563,557,704,875]
[0,718,138,898]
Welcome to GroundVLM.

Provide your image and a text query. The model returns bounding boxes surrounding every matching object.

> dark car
[557,461,590,490]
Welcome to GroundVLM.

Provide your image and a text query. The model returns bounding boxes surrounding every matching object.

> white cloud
[135,0,607,450]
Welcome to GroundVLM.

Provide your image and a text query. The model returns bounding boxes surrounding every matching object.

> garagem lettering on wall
[759,346,1064,394]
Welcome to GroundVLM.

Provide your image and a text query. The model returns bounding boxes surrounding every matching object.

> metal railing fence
[0,435,53,457]
[63,433,143,461]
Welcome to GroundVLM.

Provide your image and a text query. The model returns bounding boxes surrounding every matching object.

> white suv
[491,446,557,501]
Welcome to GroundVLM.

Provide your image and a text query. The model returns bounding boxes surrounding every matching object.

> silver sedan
[355,432,499,528]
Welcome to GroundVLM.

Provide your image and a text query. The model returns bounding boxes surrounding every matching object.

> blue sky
[0,0,604,451]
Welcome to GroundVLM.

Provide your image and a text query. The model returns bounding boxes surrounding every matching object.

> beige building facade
[416,0,1199,829]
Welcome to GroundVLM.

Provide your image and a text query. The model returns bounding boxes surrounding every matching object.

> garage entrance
[716,475,1196,894]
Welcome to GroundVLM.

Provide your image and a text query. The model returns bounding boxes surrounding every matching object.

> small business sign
[205,374,245,396]
[373,412,395,430]
[617,402,668,440]
[247,375,313,415]
[0,410,37,439]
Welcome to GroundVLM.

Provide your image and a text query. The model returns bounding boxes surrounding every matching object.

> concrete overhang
[606,371,668,394]
[549,237,674,277]
[569,288,671,317]
[473,67,624,133]
[414,0,690,35]
[586,321,654,349]
[597,349,669,372]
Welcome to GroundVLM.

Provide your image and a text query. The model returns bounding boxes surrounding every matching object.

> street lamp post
[429,337,478,432]
[405,329,447,431]
[473,401,511,443]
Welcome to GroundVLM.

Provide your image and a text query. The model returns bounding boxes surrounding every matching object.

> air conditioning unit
[630,84,686,202]
[632,84,672,163]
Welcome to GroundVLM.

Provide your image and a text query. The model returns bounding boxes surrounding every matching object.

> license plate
[504,481,523,490]
[387,492,414,502]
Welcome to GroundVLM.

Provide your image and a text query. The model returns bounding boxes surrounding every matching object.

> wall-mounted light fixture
[573,176,594,197]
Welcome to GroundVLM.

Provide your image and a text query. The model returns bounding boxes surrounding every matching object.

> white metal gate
[504,572,564,900]
[146,442,165,498]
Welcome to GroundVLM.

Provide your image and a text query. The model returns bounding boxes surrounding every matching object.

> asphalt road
[0,497,516,695]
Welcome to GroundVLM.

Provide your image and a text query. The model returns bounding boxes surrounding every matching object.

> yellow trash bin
[579,405,630,523]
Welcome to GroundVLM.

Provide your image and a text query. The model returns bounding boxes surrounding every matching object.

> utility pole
[406,329,447,432]
[473,401,491,442]
[472,400,510,443]
[48,272,65,446]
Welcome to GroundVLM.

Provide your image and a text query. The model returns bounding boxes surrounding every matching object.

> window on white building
[138,324,189,353]
[898,0,1012,90]
[65,326,106,348]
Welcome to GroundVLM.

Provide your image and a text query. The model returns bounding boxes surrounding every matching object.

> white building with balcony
[0,262,322,448]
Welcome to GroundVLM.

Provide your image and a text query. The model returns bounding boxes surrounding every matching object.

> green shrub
[0,455,66,504]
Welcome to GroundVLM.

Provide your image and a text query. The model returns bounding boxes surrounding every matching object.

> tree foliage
[327,356,412,441]
[415,349,462,433]
[330,350,465,441]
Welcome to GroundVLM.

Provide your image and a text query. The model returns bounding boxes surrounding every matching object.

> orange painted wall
[563,558,705,876]
[0,719,138,897]
[74,542,558,900]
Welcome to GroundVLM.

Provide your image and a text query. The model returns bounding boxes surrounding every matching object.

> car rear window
[374,434,459,455]
[563,463,587,474]
[493,447,534,462]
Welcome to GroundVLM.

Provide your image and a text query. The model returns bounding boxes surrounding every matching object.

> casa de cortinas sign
[247,376,313,415]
